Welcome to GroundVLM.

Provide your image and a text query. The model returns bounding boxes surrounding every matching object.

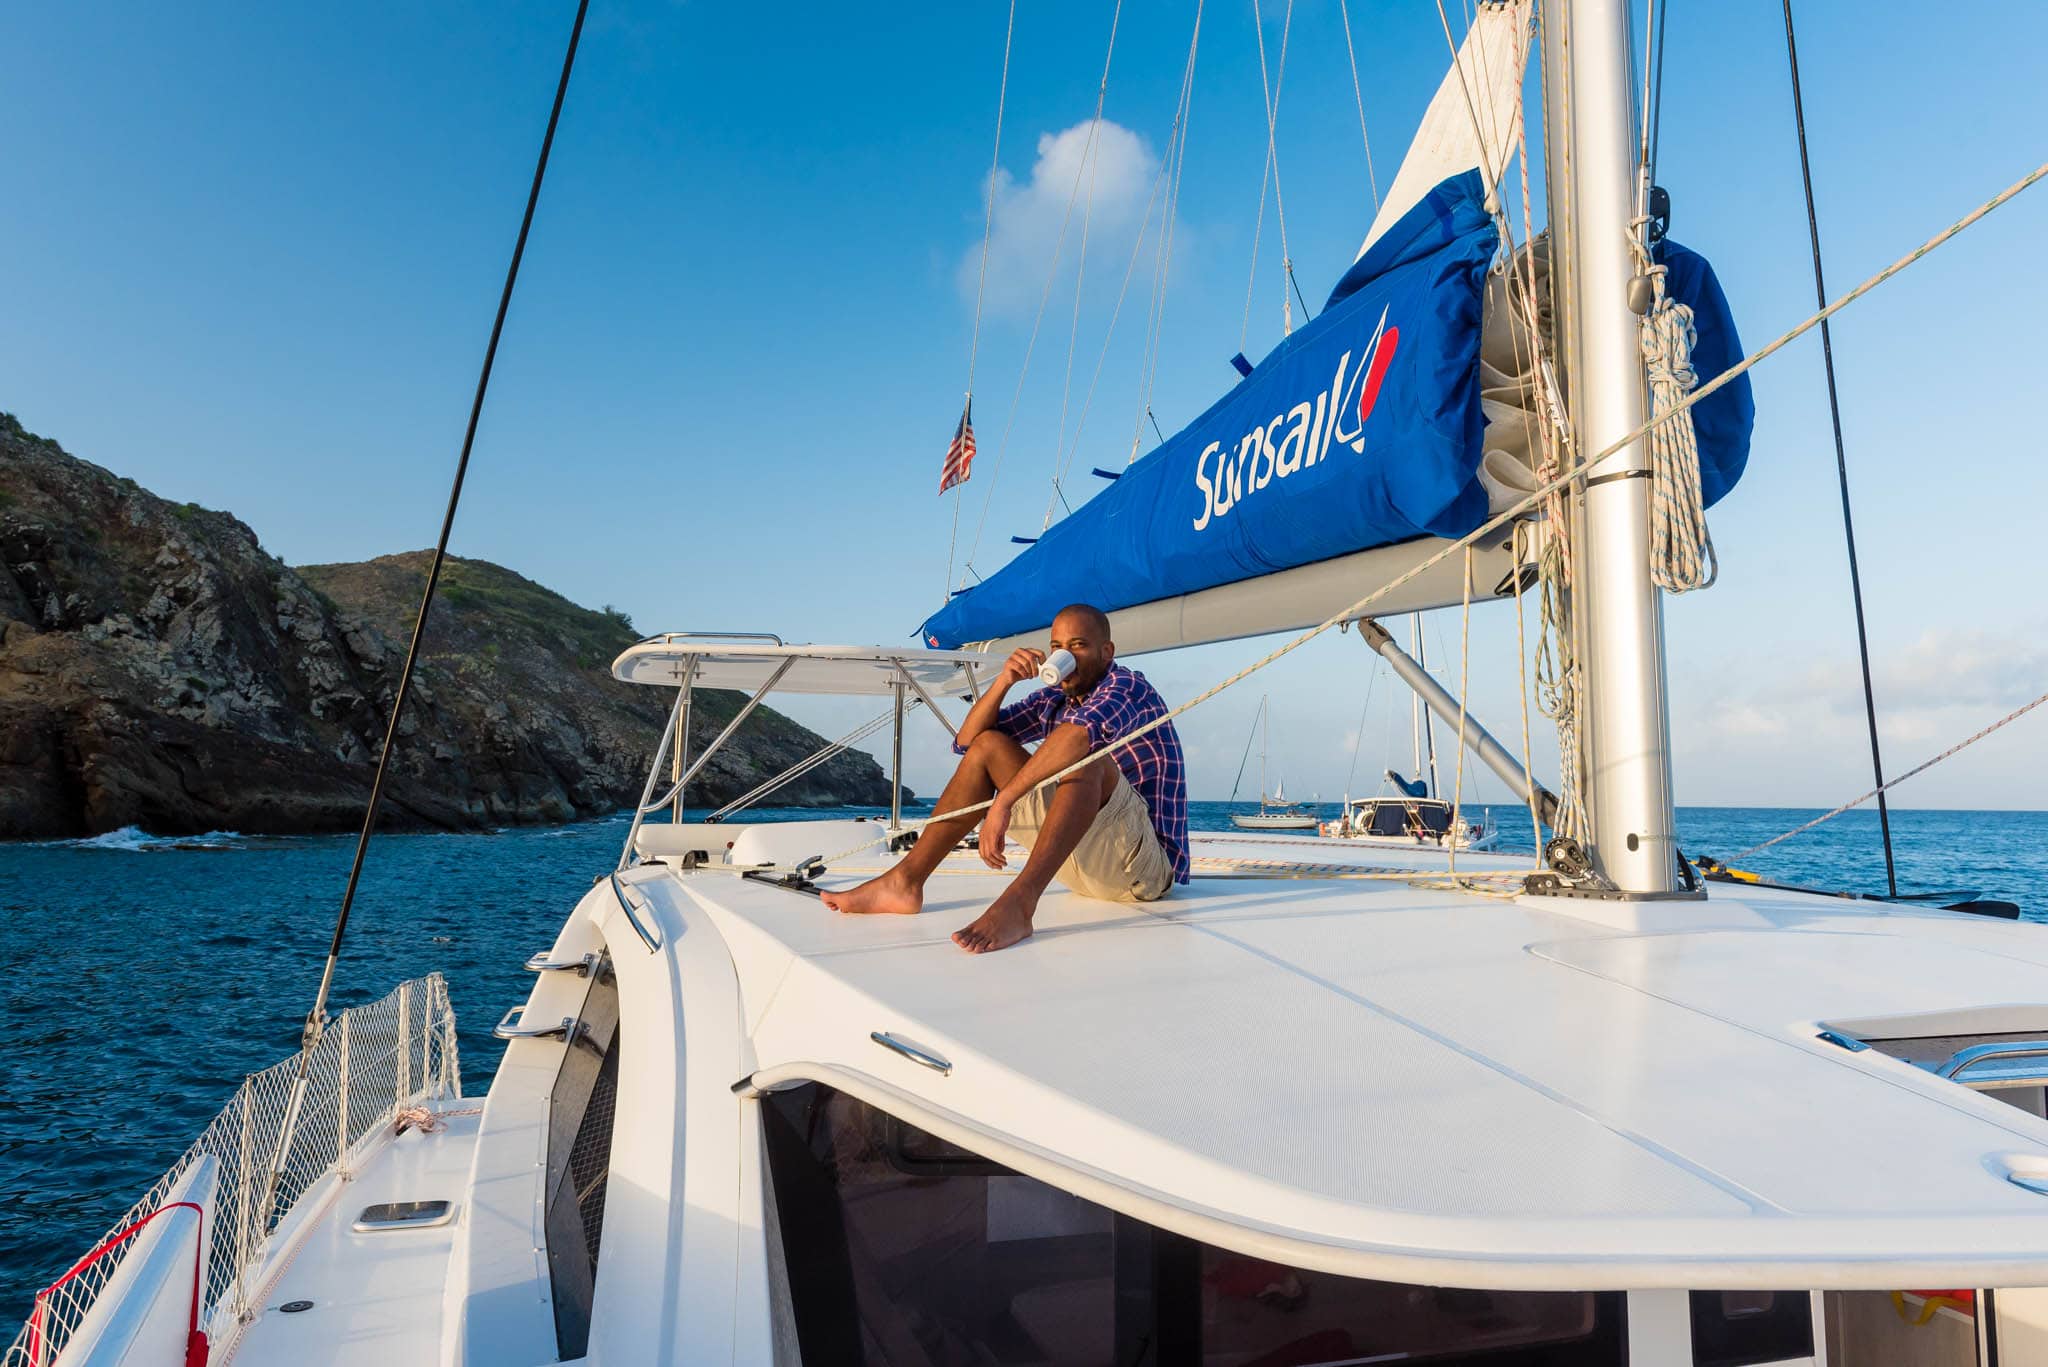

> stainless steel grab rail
[871,1031,952,1075]
[493,1004,583,1042]
[609,873,662,953]
[1934,1040,2048,1086]
[524,951,601,977]
[634,631,785,647]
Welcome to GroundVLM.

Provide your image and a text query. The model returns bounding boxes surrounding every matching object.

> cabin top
[630,827,2048,1290]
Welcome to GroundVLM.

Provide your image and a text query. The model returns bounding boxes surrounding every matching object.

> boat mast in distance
[1553,0,1681,895]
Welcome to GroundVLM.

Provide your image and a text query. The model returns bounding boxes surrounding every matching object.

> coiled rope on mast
[1633,245,1717,592]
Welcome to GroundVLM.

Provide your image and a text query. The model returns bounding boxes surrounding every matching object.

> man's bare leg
[819,729,1030,916]
[953,757,1118,954]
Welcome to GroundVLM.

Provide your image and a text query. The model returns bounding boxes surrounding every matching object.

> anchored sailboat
[1325,618,1500,849]
[18,3,2048,1366]
[1227,695,1320,830]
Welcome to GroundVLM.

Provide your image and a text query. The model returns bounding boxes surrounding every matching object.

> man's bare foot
[819,869,922,916]
[952,886,1038,954]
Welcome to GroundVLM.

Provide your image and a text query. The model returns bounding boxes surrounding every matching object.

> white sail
[1356,0,1532,260]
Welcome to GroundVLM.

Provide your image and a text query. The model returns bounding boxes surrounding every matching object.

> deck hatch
[351,1199,454,1232]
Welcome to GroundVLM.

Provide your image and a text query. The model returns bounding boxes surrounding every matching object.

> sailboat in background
[1325,615,1499,848]
[1227,695,1321,830]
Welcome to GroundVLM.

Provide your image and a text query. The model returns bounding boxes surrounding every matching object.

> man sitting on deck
[820,604,1190,953]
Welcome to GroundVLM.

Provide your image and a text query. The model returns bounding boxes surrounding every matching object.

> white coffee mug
[1038,649,1077,686]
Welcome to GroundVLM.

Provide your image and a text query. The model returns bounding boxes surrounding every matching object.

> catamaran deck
[182,828,2048,1367]
[667,826,2048,1289]
[213,1104,482,1367]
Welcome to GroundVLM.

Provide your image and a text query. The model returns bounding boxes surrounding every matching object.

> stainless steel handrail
[524,951,600,977]
[1936,1040,2048,1084]
[635,631,785,647]
[609,873,662,953]
[871,1031,952,1075]
[638,657,798,816]
[619,685,687,870]
[493,1004,582,1041]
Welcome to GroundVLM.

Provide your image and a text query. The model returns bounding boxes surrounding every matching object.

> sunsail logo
[1191,305,1399,531]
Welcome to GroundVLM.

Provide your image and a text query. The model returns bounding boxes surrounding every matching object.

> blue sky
[4,1,2044,813]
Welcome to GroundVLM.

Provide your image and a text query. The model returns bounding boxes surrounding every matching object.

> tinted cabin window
[762,1083,1624,1366]
[1689,1290,1814,1366]
[1370,805,1408,836]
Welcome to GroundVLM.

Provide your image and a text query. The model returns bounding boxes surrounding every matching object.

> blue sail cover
[919,170,1752,648]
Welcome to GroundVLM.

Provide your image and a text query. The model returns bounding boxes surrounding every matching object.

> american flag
[939,398,976,494]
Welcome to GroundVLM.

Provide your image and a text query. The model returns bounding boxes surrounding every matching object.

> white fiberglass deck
[660,828,2048,1290]
[219,1105,481,1367]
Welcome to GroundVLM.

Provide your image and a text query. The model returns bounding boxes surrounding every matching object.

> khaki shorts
[1008,768,1175,903]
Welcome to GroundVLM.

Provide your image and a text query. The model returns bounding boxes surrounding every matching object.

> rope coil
[1634,245,1718,592]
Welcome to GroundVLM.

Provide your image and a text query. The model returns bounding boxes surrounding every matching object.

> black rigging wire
[301,0,593,1042]
[1780,0,1899,897]
[1287,264,1313,324]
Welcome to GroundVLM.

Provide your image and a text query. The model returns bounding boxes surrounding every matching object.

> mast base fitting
[1543,836,1593,878]
[1528,836,1707,901]
[1522,873,1707,902]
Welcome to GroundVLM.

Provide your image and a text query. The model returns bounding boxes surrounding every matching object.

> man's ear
[1103,641,1116,666]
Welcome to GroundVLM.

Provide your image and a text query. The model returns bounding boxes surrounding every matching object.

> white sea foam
[57,826,247,852]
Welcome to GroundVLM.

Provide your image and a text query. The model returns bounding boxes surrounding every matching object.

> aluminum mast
[1550,0,1681,893]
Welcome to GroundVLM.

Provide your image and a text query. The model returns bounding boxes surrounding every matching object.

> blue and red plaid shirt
[960,663,1190,884]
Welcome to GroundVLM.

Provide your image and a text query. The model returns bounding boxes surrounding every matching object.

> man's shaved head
[1052,603,1111,641]
[1048,604,1115,697]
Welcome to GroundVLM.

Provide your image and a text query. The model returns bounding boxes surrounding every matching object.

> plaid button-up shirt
[963,663,1190,884]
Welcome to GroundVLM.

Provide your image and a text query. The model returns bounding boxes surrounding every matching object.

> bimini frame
[611,635,1004,869]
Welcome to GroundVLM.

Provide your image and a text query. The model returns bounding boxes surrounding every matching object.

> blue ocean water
[2,802,2043,1324]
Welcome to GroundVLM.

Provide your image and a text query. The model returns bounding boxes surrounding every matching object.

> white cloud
[1682,626,2048,801]
[960,120,1164,317]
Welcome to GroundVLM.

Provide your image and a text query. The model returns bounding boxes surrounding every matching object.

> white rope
[1053,2,1205,508]
[1241,0,1295,349]
[1638,268,1717,591]
[1726,686,2048,862]
[1336,0,1381,212]
[1045,98,1113,530]
[1045,162,1168,523]
[1511,522,1544,858]
[963,0,1125,580]
[1130,4,1203,462]
[1425,0,1588,841]
[784,155,2048,877]
[946,0,1017,597]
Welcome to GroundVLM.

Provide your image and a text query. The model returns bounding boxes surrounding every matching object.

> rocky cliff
[0,413,896,838]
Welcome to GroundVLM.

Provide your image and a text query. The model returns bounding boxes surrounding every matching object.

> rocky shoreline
[0,413,898,838]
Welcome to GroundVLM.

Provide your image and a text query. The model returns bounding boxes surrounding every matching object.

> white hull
[1228,811,1321,831]
[1324,824,1501,851]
